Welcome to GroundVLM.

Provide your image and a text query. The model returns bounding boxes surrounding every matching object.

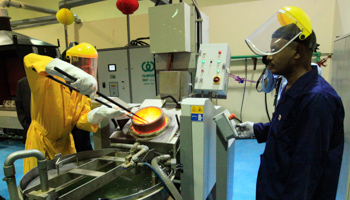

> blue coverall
[254,65,344,199]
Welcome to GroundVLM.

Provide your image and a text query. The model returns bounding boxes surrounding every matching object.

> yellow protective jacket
[23,53,99,174]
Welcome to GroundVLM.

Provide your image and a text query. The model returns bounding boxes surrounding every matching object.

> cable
[191,0,202,52]
[142,162,175,199]
[161,95,181,108]
[240,59,248,121]
[128,37,150,47]
[264,93,271,122]
[234,118,242,123]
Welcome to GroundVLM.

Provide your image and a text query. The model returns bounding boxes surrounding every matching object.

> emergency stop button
[213,76,221,84]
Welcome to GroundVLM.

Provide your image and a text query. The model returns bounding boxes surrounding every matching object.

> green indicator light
[217,60,221,64]
[216,69,220,73]
[202,60,205,64]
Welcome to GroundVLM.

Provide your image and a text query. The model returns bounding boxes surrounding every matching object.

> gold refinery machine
[3,2,236,200]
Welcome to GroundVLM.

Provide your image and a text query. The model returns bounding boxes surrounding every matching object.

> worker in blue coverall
[238,6,345,199]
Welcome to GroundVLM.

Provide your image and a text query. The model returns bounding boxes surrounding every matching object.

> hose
[151,155,183,200]
[141,162,176,199]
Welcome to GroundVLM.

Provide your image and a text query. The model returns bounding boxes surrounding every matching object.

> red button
[218,51,222,54]
[213,76,220,83]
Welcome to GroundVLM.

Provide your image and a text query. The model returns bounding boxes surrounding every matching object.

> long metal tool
[53,67,148,123]
[94,98,145,124]
[32,68,79,93]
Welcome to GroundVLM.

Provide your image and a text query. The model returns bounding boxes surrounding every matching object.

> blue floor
[233,139,265,200]
[0,140,25,199]
[0,138,264,200]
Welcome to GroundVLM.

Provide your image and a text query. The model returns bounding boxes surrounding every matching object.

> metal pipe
[151,155,183,200]
[231,55,261,59]
[1,0,57,15]
[126,14,134,103]
[0,0,81,30]
[3,149,49,200]
[64,24,68,49]
[4,149,46,166]
[12,20,58,30]
[110,143,149,151]
[231,52,322,60]
[111,143,149,167]
[111,143,134,149]
[131,148,148,162]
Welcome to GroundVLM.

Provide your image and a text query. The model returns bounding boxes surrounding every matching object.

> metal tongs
[47,67,148,124]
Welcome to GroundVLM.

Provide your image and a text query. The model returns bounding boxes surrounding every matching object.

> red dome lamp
[116,0,139,15]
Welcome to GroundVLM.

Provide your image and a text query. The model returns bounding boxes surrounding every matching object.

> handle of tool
[54,67,78,82]
[94,98,112,108]
[53,67,129,112]
[52,66,146,122]
[96,92,147,122]
[96,92,131,113]
[47,75,80,93]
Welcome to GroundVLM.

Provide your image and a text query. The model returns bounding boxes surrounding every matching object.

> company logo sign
[142,61,155,72]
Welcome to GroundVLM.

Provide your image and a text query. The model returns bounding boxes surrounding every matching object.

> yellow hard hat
[278,6,312,40]
[66,42,98,59]
[245,6,314,56]
[66,43,98,79]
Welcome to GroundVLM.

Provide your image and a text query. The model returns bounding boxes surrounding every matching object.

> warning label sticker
[191,106,203,114]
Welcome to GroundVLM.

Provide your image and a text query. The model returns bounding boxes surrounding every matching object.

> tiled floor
[0,138,265,200]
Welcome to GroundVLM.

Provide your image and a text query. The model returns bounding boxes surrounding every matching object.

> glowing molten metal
[132,107,167,134]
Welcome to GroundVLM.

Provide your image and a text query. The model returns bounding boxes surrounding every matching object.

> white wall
[333,0,350,37]
[12,0,337,123]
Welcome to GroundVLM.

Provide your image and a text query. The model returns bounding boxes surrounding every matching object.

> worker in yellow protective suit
[23,43,125,173]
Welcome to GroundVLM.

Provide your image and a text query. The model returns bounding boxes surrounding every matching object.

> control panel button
[213,76,221,84]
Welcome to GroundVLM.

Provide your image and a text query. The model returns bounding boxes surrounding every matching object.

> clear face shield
[245,9,311,56]
[70,56,98,79]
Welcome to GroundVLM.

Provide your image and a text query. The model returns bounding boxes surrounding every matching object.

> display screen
[108,64,116,72]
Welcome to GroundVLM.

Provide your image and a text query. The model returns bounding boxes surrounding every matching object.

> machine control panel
[213,109,238,147]
[109,82,119,97]
[194,43,231,98]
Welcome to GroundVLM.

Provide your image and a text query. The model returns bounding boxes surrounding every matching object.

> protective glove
[87,105,127,124]
[45,58,97,98]
[235,121,255,138]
